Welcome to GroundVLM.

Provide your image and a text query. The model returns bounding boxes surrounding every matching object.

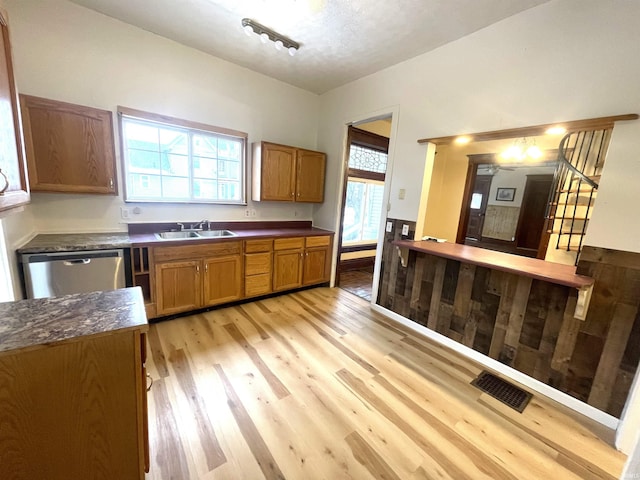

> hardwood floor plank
[345,430,402,480]
[149,378,191,480]
[233,304,271,340]
[223,322,291,400]
[213,363,286,480]
[147,324,169,378]
[167,347,227,471]
[337,368,484,480]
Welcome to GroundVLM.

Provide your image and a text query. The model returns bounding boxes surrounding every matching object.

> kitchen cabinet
[0,288,149,479]
[244,238,273,298]
[252,141,326,203]
[154,241,242,316]
[303,235,332,285]
[273,235,332,291]
[0,10,29,213]
[19,94,117,194]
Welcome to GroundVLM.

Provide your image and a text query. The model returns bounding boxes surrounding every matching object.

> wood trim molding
[117,106,248,139]
[418,114,638,145]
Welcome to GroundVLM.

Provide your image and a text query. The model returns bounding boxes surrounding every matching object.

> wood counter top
[393,239,594,289]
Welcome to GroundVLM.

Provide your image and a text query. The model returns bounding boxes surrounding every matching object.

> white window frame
[118,106,248,204]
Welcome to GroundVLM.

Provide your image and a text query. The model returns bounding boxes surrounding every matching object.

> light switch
[386,221,393,232]
[398,188,406,200]
[402,224,409,236]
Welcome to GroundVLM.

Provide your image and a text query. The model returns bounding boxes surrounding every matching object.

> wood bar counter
[380,237,598,412]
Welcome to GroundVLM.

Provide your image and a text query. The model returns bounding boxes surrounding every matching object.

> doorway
[458,152,557,258]
[336,120,390,301]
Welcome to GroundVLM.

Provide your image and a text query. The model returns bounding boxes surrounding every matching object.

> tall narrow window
[119,107,247,204]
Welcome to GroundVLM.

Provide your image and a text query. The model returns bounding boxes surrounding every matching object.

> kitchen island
[0,287,149,479]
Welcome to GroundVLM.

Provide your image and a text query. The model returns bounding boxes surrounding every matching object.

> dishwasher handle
[63,259,91,266]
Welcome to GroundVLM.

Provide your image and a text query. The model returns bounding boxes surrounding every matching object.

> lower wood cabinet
[149,234,332,318]
[154,241,242,316]
[0,328,149,479]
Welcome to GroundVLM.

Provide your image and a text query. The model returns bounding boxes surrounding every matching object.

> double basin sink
[154,230,236,240]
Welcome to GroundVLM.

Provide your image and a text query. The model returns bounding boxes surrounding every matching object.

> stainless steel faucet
[191,220,209,230]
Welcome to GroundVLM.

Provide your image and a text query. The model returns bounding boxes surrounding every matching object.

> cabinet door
[303,247,330,285]
[0,12,29,213]
[20,94,117,194]
[296,149,326,203]
[273,249,303,291]
[260,143,296,201]
[203,255,243,306]
[155,260,201,315]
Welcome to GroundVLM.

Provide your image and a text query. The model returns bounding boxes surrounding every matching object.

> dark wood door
[465,175,492,241]
[515,174,554,253]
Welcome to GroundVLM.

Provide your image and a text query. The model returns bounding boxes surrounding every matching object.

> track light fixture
[242,18,300,56]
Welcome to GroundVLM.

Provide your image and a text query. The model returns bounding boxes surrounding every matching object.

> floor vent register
[471,371,532,413]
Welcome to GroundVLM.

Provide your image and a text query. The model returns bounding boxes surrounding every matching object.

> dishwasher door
[23,250,126,299]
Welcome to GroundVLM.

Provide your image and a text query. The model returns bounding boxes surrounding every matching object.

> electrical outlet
[402,224,409,236]
[244,209,250,217]
[398,188,406,200]
[386,221,393,232]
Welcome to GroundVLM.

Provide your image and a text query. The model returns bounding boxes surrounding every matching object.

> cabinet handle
[109,178,114,189]
[297,192,300,197]
[205,264,208,273]
[196,265,200,274]
[146,373,153,392]
[290,192,294,197]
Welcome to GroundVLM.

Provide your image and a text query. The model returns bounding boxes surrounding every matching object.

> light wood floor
[144,287,626,480]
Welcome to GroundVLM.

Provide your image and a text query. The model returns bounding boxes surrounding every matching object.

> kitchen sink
[154,230,236,240]
[196,230,236,237]
[155,231,201,240]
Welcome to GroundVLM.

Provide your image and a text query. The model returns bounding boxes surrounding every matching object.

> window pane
[159,128,188,155]
[162,153,189,176]
[218,138,242,161]
[162,176,190,198]
[193,134,217,158]
[193,156,217,178]
[342,181,365,242]
[129,173,162,198]
[193,179,217,199]
[470,193,483,209]
[124,121,159,150]
[219,181,240,201]
[348,144,387,173]
[362,183,384,241]
[218,160,240,180]
[127,149,161,173]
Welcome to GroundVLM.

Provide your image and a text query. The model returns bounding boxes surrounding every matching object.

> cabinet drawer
[154,241,241,262]
[245,274,271,297]
[245,239,273,253]
[274,237,304,251]
[245,252,272,276]
[306,235,331,248]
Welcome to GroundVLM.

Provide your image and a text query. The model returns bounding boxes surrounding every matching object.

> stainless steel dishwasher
[22,250,126,299]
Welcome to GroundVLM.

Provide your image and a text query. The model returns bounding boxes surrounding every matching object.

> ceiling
[68,0,549,94]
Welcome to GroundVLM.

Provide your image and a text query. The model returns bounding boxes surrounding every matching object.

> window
[119,107,247,204]
[342,177,385,244]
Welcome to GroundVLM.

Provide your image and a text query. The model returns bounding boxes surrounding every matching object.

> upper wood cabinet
[20,94,117,194]
[0,10,30,213]
[252,141,326,203]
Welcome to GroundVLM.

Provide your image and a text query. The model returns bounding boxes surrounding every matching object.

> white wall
[316,0,640,454]
[0,206,36,299]
[4,0,321,233]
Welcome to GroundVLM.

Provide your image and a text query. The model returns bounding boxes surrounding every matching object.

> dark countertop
[18,232,131,253]
[0,287,148,357]
[129,226,334,246]
[17,223,334,253]
[393,239,594,289]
